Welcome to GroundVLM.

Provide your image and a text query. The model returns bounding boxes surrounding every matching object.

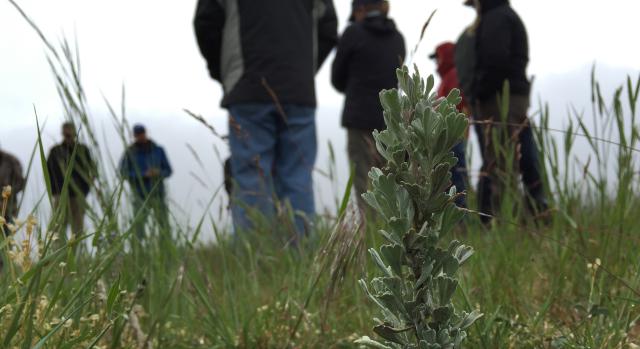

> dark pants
[347,129,384,209]
[53,195,87,238]
[474,94,548,221]
[451,142,468,208]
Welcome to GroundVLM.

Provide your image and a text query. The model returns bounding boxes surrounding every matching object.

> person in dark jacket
[431,42,469,208]
[457,0,548,221]
[47,122,96,237]
[194,0,338,236]
[119,125,172,239]
[0,149,25,236]
[331,0,405,206]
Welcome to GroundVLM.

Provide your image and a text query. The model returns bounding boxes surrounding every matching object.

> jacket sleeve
[159,148,173,179]
[46,148,60,193]
[13,159,25,194]
[194,0,226,81]
[331,27,356,93]
[119,152,136,181]
[82,145,97,180]
[316,0,338,71]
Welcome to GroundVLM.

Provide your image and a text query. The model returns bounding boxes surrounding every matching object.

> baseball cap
[133,124,146,135]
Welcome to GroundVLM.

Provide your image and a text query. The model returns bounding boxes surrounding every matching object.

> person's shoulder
[151,142,166,152]
[49,144,63,154]
[341,23,364,39]
[2,152,21,165]
[78,143,92,152]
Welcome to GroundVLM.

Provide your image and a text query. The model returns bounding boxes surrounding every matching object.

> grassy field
[2,3,640,348]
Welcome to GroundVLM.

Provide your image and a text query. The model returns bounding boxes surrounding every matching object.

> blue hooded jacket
[119,140,172,198]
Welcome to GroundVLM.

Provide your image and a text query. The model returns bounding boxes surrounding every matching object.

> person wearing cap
[460,0,548,221]
[331,0,405,208]
[194,0,338,236]
[119,124,173,240]
[0,148,25,236]
[431,42,469,208]
[46,122,96,238]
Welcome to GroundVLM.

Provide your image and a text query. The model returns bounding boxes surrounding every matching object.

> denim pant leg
[451,142,468,208]
[274,105,317,235]
[228,104,277,232]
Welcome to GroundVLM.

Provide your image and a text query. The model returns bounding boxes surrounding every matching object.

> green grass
[3,1,640,348]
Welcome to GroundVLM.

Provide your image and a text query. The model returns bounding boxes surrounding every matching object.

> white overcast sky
[1,0,639,129]
[0,0,639,228]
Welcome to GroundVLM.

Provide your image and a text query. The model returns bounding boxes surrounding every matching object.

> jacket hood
[362,15,397,35]
[434,42,456,78]
[480,0,509,13]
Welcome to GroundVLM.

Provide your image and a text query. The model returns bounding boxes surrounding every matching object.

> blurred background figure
[0,148,25,235]
[194,0,338,236]
[456,0,548,222]
[331,0,405,209]
[119,124,172,240]
[46,122,96,238]
[431,42,469,208]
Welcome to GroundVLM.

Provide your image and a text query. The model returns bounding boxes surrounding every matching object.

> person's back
[473,0,529,101]
[331,0,405,206]
[194,0,338,236]
[332,12,405,131]
[0,150,25,220]
[195,0,337,107]
[471,0,548,220]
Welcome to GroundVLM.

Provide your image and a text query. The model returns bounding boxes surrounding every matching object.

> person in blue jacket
[119,124,173,239]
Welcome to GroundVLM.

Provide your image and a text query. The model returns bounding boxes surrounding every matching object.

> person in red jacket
[431,42,469,208]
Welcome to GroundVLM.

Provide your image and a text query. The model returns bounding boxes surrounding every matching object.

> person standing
[331,0,405,208]
[47,122,96,237]
[0,149,25,235]
[194,0,338,235]
[431,42,469,208]
[119,125,172,240]
[456,0,548,221]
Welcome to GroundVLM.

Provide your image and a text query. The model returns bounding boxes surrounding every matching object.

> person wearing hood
[47,122,96,238]
[331,0,405,208]
[119,124,173,240]
[462,0,548,221]
[431,42,469,208]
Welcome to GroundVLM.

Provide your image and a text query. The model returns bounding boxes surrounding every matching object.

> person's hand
[145,168,161,178]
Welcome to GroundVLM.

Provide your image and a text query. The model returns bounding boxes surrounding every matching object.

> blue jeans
[451,142,468,208]
[228,103,317,235]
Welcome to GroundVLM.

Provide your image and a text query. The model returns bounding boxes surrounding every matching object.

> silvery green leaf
[355,336,393,349]
[457,310,483,330]
[433,306,453,324]
[381,244,404,276]
[373,324,412,345]
[442,256,459,276]
[369,248,394,277]
[436,276,458,304]
[454,245,474,265]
